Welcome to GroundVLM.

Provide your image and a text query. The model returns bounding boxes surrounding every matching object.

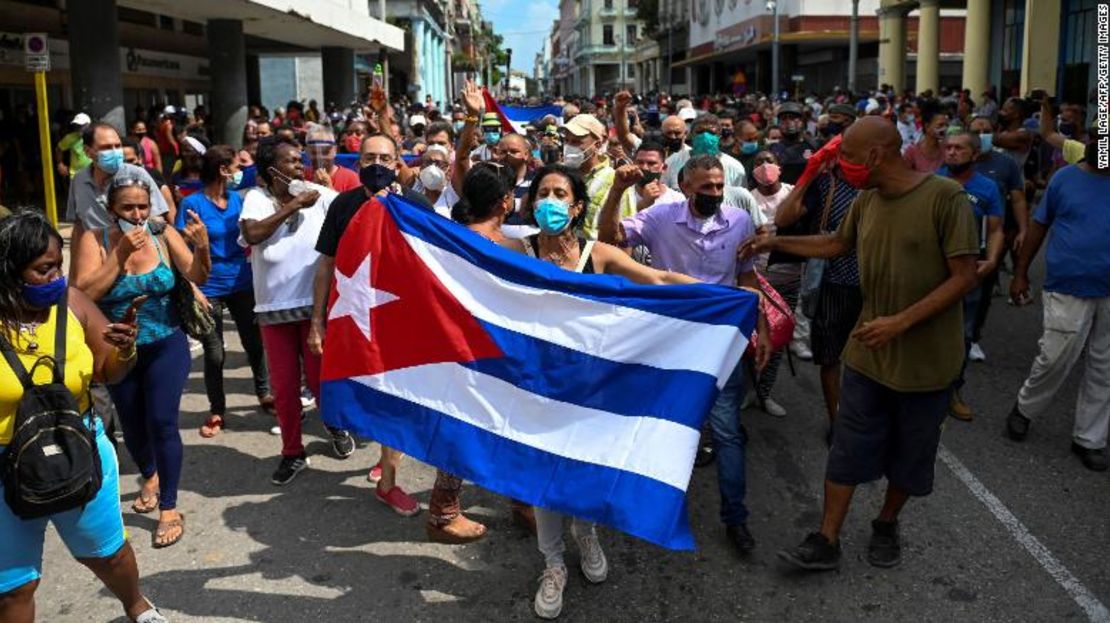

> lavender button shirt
[621,197,756,286]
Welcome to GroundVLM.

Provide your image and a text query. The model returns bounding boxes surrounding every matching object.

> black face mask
[720,128,734,139]
[360,163,397,193]
[783,125,801,138]
[824,122,844,137]
[948,161,973,175]
[664,137,685,153]
[637,171,662,186]
[1058,122,1076,137]
[692,192,722,217]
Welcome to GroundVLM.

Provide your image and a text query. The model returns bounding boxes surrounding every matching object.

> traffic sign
[24,32,50,72]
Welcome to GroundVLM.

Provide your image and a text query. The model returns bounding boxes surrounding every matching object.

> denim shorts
[0,417,126,594]
[826,367,952,496]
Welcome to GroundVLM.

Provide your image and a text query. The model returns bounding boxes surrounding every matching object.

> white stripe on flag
[351,363,699,491]
[401,231,747,385]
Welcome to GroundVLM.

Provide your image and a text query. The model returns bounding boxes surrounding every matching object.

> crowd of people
[0,77,1106,622]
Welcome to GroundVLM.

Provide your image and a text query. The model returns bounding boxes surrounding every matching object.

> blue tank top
[99,227,178,345]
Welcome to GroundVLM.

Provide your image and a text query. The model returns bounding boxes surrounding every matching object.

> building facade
[570,0,645,95]
[0,0,402,146]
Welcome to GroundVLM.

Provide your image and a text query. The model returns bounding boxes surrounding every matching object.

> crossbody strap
[575,240,596,274]
[0,292,67,388]
[818,176,836,234]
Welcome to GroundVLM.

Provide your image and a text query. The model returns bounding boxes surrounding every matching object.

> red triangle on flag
[320,198,503,381]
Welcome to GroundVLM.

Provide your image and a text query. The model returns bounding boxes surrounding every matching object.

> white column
[915,0,940,94]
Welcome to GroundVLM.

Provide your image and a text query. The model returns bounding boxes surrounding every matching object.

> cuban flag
[320,194,758,550]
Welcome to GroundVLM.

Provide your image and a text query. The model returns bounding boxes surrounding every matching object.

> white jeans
[1017,292,1110,449]
[535,507,596,568]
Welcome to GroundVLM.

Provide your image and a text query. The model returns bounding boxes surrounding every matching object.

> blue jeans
[707,364,749,526]
[956,287,982,389]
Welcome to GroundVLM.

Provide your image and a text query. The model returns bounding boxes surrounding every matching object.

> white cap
[864,98,880,114]
[71,112,91,126]
[409,114,427,126]
[678,108,697,121]
[163,105,176,115]
[183,136,206,155]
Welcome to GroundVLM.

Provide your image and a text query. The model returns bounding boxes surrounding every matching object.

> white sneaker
[269,424,281,435]
[969,342,986,362]
[762,397,787,418]
[300,391,316,410]
[534,565,567,619]
[571,523,608,583]
[790,341,813,360]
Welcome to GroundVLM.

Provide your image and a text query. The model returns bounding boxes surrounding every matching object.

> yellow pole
[34,71,57,227]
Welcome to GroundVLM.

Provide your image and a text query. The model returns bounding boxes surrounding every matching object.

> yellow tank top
[0,307,94,445]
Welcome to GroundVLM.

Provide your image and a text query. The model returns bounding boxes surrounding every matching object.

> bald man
[748,117,979,571]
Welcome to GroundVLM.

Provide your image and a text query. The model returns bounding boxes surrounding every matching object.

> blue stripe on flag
[464,320,718,428]
[322,378,695,550]
[382,194,758,332]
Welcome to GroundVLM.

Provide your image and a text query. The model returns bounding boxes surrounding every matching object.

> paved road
[35,261,1110,622]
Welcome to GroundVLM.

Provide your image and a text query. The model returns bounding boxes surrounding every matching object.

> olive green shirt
[836,175,979,392]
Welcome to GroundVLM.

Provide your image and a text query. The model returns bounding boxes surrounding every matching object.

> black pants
[971,267,999,344]
[200,288,270,415]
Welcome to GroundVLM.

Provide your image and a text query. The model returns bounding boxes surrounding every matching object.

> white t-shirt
[751,183,794,234]
[239,183,336,313]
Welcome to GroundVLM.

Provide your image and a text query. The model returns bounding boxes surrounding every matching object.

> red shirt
[306,165,361,193]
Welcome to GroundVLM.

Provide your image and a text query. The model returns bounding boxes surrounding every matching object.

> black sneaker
[726,523,756,554]
[271,454,309,485]
[694,442,716,467]
[1006,403,1030,441]
[868,520,902,568]
[777,532,841,571]
[1070,443,1109,472]
[327,427,355,460]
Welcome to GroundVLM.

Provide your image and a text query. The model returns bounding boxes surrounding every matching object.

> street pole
[848,0,859,94]
[769,0,779,99]
[34,71,57,226]
[505,48,513,96]
[666,3,673,94]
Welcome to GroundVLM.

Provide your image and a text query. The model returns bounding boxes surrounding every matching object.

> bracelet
[465,115,480,124]
[117,346,137,362]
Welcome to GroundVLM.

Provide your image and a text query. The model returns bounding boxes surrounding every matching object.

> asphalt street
[33,257,1110,622]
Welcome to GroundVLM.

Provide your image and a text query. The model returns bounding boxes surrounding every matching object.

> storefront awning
[116,0,405,52]
[671,29,880,69]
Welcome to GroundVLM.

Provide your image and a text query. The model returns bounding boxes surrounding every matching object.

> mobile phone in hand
[122,295,149,325]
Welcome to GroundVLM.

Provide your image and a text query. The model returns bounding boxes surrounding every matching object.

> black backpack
[0,293,102,520]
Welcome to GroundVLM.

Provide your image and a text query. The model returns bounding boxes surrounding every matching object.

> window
[603,24,614,45]
[628,0,638,7]
[159,15,175,31]
[604,0,613,9]
[182,20,205,36]
[117,7,157,27]
[626,24,636,44]
[1000,0,1024,96]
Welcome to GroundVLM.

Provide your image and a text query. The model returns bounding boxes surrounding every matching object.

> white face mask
[287,179,310,196]
[419,165,447,191]
[563,144,587,168]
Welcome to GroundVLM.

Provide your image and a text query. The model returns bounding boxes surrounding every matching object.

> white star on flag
[328,253,399,342]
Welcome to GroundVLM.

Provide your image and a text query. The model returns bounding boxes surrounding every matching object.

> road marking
[939,445,1110,623]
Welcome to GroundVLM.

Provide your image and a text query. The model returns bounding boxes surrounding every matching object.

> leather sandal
[199,415,224,438]
[131,492,159,514]
[426,514,488,544]
[152,513,185,549]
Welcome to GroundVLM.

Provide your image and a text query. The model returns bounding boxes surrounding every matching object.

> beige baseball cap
[561,113,606,140]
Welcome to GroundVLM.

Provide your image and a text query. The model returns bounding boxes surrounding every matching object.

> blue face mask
[691,132,721,156]
[534,197,572,235]
[979,133,993,152]
[484,131,501,146]
[97,148,124,174]
[740,141,760,155]
[22,276,67,309]
[228,170,244,189]
[453,120,466,133]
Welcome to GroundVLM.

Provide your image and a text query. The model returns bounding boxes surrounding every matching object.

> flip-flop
[131,492,159,514]
[152,513,185,549]
[199,415,224,438]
